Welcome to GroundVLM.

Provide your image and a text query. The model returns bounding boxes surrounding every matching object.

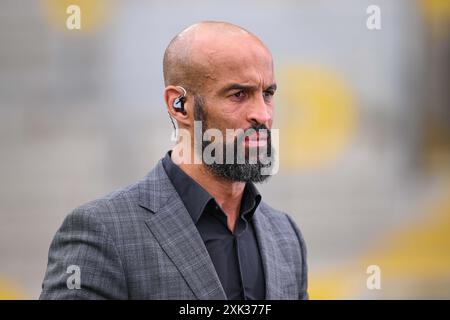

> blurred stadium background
[0,0,449,299]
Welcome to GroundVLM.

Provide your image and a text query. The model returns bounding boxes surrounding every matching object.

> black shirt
[162,152,266,300]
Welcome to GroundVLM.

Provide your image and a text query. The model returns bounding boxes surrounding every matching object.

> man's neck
[173,153,245,232]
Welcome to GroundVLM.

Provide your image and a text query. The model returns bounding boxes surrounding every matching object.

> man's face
[196,38,275,143]
[192,37,276,182]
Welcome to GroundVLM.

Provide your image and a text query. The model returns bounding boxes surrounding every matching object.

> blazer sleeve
[285,214,309,300]
[39,206,128,299]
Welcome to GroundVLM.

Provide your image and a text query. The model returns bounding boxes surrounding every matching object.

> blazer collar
[138,160,226,300]
[253,204,286,299]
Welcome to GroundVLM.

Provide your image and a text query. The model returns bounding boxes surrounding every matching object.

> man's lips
[244,132,268,147]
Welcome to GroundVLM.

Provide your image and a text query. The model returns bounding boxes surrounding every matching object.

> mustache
[244,123,270,134]
[236,124,271,143]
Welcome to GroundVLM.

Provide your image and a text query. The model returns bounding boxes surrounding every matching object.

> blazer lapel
[253,206,285,299]
[139,161,226,300]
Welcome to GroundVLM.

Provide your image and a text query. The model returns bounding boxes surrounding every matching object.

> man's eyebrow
[219,83,277,95]
[219,83,257,95]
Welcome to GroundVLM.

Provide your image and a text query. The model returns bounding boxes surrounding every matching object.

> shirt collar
[162,151,261,224]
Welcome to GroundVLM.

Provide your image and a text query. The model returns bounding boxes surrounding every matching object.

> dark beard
[193,95,274,183]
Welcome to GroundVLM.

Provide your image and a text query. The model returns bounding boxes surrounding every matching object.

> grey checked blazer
[39,160,308,299]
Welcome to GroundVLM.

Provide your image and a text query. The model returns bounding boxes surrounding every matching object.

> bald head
[163,21,272,95]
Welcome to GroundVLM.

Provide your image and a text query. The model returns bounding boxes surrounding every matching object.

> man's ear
[164,85,191,127]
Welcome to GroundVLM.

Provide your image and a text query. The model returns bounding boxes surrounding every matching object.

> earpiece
[172,86,187,114]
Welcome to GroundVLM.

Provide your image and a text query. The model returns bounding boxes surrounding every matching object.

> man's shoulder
[74,181,141,216]
[67,161,165,224]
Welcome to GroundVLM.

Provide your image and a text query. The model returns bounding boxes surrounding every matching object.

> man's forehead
[192,32,271,61]
[214,54,273,88]
[219,60,274,83]
[192,41,273,86]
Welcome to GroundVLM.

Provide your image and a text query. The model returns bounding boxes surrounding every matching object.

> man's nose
[247,95,272,126]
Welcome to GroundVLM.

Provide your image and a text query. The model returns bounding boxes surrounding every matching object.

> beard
[193,95,274,183]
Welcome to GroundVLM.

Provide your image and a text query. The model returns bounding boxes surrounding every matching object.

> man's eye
[233,91,245,98]
[263,90,275,98]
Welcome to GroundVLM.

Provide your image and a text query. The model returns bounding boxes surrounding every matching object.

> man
[40,21,308,300]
